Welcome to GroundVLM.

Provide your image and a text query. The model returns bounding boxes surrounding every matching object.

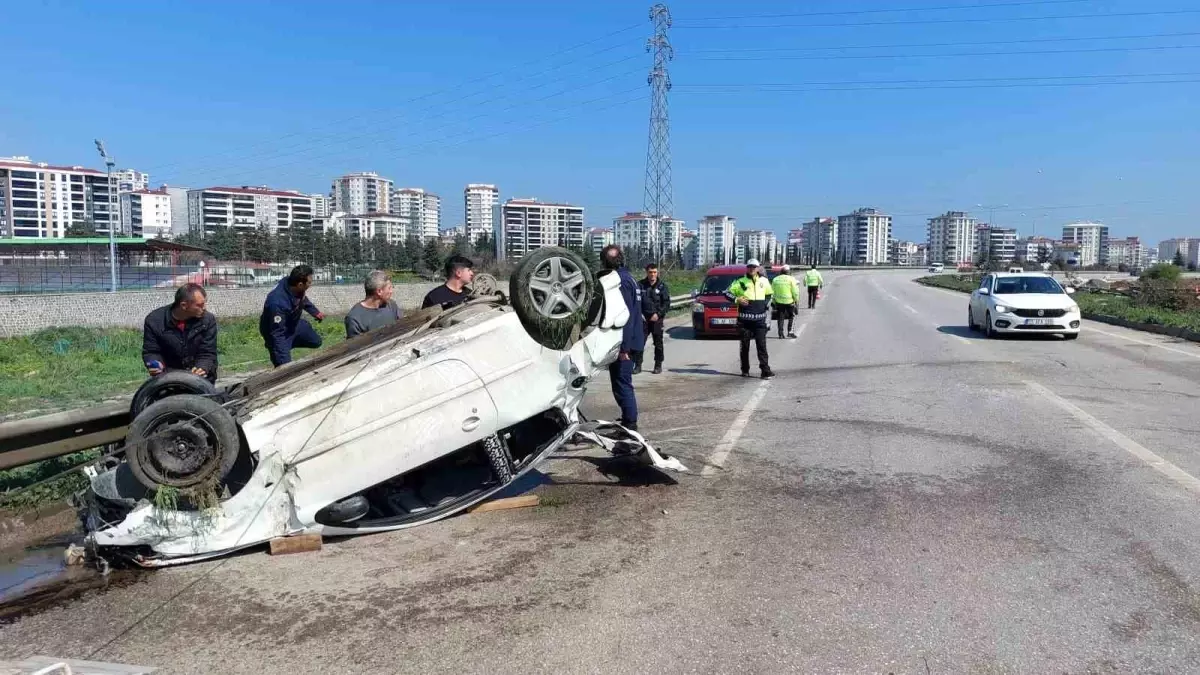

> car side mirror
[690,289,698,298]
[978,288,990,296]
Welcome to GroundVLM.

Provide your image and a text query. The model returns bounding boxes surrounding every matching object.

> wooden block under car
[268,533,323,555]
[467,494,540,514]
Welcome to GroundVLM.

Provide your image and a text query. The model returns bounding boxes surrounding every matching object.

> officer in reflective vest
[771,264,801,339]
[803,264,824,309]
[725,259,775,379]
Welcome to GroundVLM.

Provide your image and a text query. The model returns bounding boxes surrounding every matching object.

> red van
[691,265,783,338]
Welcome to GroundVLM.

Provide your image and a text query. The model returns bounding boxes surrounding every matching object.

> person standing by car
[726,259,775,379]
[345,270,402,338]
[601,245,645,429]
[421,255,475,310]
[142,283,219,383]
[803,264,824,309]
[635,263,670,375]
[260,264,325,367]
[771,264,800,338]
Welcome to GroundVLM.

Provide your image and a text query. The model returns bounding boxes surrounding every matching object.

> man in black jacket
[142,283,219,383]
[635,263,669,375]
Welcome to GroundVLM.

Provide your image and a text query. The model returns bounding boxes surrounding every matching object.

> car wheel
[481,433,514,484]
[967,306,977,331]
[130,370,220,419]
[984,312,995,339]
[1064,332,1080,340]
[125,394,241,492]
[510,246,595,350]
[469,273,499,297]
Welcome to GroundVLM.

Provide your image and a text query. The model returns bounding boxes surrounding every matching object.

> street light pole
[94,140,117,292]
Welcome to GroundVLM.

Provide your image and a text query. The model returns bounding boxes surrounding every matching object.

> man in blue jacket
[600,245,645,430]
[260,264,325,367]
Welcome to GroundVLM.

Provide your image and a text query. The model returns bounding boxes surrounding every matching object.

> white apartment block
[331,172,393,216]
[976,226,1018,264]
[0,156,119,238]
[392,188,441,242]
[1016,236,1055,264]
[786,228,805,263]
[927,211,978,265]
[587,227,614,256]
[120,188,172,239]
[1158,238,1200,266]
[681,230,700,268]
[611,211,684,257]
[837,207,891,265]
[310,194,330,218]
[186,186,313,235]
[115,169,149,193]
[735,229,779,264]
[1105,237,1145,269]
[164,186,190,237]
[464,184,500,245]
[697,215,736,266]
[312,211,346,236]
[1061,222,1109,267]
[801,217,837,265]
[344,213,413,245]
[497,198,584,262]
[891,240,919,266]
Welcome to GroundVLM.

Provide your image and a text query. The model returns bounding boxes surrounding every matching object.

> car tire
[1064,332,1080,340]
[481,433,514,484]
[130,371,220,419]
[510,246,595,350]
[984,312,995,339]
[967,307,977,331]
[126,394,242,492]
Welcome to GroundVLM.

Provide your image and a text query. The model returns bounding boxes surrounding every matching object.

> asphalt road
[6,270,1200,674]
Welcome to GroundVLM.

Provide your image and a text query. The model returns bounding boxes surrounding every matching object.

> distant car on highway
[691,264,782,338]
[929,263,945,273]
[967,272,1081,339]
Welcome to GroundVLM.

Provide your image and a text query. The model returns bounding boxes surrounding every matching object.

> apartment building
[0,156,119,238]
[120,188,172,239]
[927,211,978,265]
[344,213,414,245]
[976,225,1018,264]
[1016,236,1056,264]
[310,194,330,218]
[735,229,779,264]
[164,187,190,237]
[464,184,500,245]
[496,198,584,262]
[786,228,805,264]
[1106,236,1145,269]
[612,211,684,257]
[186,186,313,235]
[115,169,149,193]
[1158,238,1200,267]
[891,240,919,266]
[1061,222,1109,267]
[801,217,837,265]
[697,215,736,267]
[837,207,891,264]
[681,229,700,269]
[331,172,393,216]
[391,188,441,241]
[586,227,614,256]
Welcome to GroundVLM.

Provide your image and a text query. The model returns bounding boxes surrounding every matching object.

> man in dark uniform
[260,264,325,367]
[635,263,669,375]
[141,283,219,383]
[601,245,645,430]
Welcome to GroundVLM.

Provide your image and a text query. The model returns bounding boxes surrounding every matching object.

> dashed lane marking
[700,378,772,478]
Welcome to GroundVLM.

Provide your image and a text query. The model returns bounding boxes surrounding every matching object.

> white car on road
[967,272,1081,339]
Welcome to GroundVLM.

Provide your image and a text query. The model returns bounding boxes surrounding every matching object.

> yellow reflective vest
[771,274,800,305]
[803,269,824,287]
[726,274,773,324]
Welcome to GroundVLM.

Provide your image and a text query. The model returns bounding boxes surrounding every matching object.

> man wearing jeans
[601,245,645,430]
[260,264,325,367]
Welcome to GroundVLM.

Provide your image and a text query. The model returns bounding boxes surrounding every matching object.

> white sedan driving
[967,272,1081,339]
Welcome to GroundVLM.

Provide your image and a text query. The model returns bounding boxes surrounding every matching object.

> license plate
[712,318,736,325]
[1026,318,1055,326]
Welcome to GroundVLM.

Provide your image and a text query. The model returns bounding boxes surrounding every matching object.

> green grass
[0,315,347,417]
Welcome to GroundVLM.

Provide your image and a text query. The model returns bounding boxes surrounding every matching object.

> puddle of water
[0,544,75,605]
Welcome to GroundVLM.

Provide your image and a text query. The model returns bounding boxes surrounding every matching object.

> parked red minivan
[691,265,783,338]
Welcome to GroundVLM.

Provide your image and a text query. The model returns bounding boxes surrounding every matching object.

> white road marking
[871,278,971,344]
[1026,380,1200,495]
[1085,325,1200,360]
[701,379,772,477]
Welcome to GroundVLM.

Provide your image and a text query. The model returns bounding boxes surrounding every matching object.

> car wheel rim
[527,256,588,319]
[139,413,223,487]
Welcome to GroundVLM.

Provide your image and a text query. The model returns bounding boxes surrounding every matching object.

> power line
[690,43,1200,61]
[674,78,1200,93]
[682,0,1096,21]
[688,31,1200,53]
[679,71,1200,87]
[675,9,1200,30]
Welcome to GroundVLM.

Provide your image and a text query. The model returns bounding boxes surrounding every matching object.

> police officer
[726,259,775,379]
[635,262,669,375]
[803,264,824,309]
[260,263,325,367]
[771,264,801,339]
[601,245,645,430]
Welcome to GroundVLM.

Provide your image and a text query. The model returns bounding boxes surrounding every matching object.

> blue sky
[2,0,1198,244]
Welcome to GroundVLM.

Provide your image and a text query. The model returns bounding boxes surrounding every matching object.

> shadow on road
[666,326,699,340]
[668,367,736,377]
[937,325,1074,342]
[551,456,680,487]
[937,325,984,340]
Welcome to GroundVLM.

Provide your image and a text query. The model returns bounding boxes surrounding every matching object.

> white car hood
[992,294,1076,310]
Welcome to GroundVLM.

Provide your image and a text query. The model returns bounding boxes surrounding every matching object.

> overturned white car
[79,248,684,567]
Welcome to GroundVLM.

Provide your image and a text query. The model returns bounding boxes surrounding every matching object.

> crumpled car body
[81,270,641,567]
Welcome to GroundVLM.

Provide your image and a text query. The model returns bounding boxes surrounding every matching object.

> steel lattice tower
[643,3,674,237]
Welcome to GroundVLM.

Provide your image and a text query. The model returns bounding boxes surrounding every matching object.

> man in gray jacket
[345,270,401,338]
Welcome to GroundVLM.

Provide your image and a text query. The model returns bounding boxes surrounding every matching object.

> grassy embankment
[915,275,1200,331]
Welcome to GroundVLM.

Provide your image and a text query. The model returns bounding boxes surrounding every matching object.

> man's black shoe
[652,364,662,374]
[761,370,775,379]
[632,365,642,375]
[741,371,750,377]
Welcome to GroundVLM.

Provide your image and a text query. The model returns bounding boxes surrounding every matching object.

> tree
[422,237,443,274]
[1142,263,1182,282]
[473,233,494,259]
[452,234,470,258]
[204,227,239,260]
[403,236,422,272]
[65,220,99,237]
[1173,249,1186,267]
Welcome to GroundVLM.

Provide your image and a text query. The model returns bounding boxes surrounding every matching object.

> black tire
[126,394,241,491]
[509,246,595,349]
[967,307,977,331]
[984,312,995,339]
[130,371,219,419]
[481,434,514,484]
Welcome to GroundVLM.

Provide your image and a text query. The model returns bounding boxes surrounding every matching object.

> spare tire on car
[130,371,220,418]
[125,394,241,492]
[510,247,595,350]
